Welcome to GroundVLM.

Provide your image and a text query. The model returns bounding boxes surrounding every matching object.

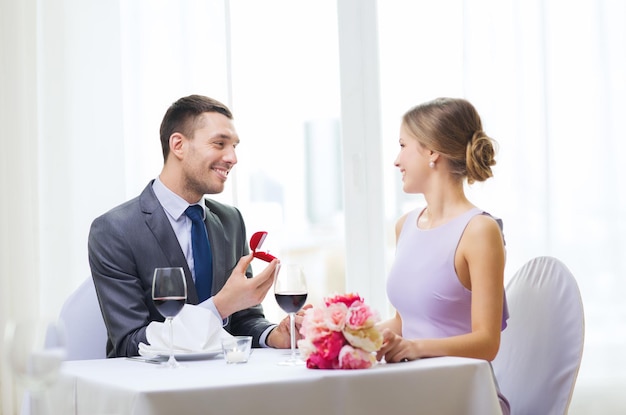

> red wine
[154,297,185,318]
[275,293,307,313]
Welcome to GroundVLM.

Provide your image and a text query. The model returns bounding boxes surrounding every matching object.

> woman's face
[394,122,431,194]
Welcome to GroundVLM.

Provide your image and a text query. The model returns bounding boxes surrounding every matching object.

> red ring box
[250,231,277,262]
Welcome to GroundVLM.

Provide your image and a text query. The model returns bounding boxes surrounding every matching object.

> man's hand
[266,304,312,348]
[213,254,279,319]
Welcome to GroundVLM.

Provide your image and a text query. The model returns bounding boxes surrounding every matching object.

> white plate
[137,345,222,362]
[129,352,221,364]
[170,350,222,361]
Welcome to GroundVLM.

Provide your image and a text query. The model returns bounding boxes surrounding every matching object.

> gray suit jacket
[88,181,273,357]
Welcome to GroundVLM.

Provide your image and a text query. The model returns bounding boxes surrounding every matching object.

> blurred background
[1,0,625,413]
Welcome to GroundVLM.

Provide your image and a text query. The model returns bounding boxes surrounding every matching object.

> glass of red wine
[152,267,187,368]
[274,263,308,366]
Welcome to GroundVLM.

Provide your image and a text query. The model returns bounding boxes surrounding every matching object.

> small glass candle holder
[221,336,252,364]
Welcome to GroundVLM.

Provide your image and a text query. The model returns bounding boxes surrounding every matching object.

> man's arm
[88,213,153,357]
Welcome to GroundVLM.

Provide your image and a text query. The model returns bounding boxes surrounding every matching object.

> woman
[376,97,510,414]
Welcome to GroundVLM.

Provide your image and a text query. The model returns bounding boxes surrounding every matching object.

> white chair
[493,256,585,415]
[20,279,107,414]
[58,277,108,360]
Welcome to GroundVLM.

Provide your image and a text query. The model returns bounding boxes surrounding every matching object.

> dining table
[47,348,503,415]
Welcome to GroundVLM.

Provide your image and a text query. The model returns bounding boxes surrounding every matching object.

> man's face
[181,112,240,198]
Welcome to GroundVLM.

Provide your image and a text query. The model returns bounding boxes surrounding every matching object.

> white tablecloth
[49,349,502,415]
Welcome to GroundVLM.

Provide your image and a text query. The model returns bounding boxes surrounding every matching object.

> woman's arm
[375,213,410,336]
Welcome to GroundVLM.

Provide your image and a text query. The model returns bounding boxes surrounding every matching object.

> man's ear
[169,132,185,160]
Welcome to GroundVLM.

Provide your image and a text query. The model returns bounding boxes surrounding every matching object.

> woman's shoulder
[395,207,424,233]
[466,210,505,243]
[394,208,424,242]
[478,210,503,233]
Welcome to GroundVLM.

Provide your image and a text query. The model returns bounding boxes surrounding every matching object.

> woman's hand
[376,328,419,363]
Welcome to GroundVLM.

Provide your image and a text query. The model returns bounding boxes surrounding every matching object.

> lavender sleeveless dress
[386,207,510,415]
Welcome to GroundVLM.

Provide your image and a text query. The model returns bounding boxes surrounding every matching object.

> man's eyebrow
[212,133,240,144]
[212,133,234,140]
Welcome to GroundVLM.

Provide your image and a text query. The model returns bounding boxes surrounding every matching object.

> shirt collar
[152,177,205,220]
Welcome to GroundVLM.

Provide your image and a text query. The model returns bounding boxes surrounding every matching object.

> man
[88,94,293,357]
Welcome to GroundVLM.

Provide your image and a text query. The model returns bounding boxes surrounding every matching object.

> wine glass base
[159,363,184,369]
[158,356,184,369]
[277,352,305,366]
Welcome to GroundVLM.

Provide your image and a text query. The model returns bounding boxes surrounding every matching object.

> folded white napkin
[138,304,233,357]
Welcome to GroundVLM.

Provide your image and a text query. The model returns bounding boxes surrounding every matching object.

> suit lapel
[140,183,199,304]
[204,205,226,296]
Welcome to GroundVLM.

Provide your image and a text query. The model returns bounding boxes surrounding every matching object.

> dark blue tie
[185,205,212,302]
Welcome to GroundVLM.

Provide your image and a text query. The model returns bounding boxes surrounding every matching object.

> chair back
[58,278,107,360]
[493,256,585,415]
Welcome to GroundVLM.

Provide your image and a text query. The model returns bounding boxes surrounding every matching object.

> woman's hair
[402,97,497,184]
[159,94,233,162]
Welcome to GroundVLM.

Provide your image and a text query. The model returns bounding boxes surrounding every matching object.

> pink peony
[297,337,317,358]
[345,302,378,330]
[300,306,336,347]
[311,330,345,361]
[306,351,340,369]
[323,302,348,331]
[325,293,364,308]
[338,345,377,369]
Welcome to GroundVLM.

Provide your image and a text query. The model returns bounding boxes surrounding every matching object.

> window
[228,0,344,321]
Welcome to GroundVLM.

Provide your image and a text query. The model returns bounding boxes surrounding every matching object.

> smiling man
[88,95,294,358]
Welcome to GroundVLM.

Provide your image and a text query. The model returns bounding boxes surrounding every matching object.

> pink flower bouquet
[298,293,383,369]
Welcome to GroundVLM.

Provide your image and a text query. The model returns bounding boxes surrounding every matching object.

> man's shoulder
[203,198,240,216]
[93,184,156,225]
[91,195,142,229]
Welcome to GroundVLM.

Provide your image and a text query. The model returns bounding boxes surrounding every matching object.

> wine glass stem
[167,317,175,364]
[289,312,296,358]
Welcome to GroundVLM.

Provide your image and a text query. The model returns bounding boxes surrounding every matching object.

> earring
[429,161,435,169]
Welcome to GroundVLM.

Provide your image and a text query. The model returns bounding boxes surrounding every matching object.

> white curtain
[1,0,625,413]
[0,0,232,412]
